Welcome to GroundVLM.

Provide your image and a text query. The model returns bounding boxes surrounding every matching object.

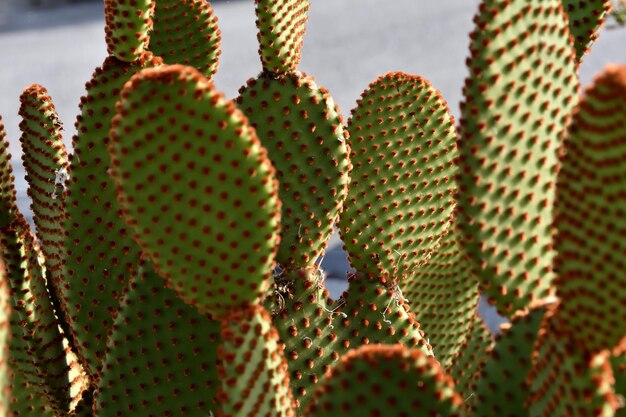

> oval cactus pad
[554,65,626,354]
[237,73,350,268]
[255,0,310,74]
[339,72,458,281]
[457,0,579,317]
[104,0,154,62]
[109,64,281,316]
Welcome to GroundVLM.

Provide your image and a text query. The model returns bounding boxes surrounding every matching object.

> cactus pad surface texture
[0,0,625,416]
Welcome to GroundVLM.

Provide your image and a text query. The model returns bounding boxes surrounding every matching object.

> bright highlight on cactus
[0,0,625,415]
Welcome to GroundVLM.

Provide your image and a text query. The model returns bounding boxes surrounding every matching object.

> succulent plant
[0,0,624,416]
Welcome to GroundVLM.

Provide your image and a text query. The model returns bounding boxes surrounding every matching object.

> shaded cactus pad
[340,72,457,281]
[237,72,350,268]
[305,344,464,417]
[109,64,281,316]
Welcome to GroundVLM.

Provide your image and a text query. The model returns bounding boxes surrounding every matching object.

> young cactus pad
[108,64,281,317]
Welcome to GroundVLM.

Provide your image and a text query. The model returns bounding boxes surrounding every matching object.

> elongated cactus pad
[237,72,350,267]
[554,65,626,354]
[255,0,310,74]
[0,121,17,228]
[562,0,610,61]
[95,259,221,417]
[305,344,464,417]
[18,85,71,338]
[527,316,619,417]
[109,64,281,316]
[457,0,579,317]
[339,72,457,281]
[473,299,556,416]
[151,0,221,79]
[403,218,479,368]
[64,54,161,378]
[218,305,296,417]
[448,313,494,412]
[104,0,155,62]
[0,260,9,416]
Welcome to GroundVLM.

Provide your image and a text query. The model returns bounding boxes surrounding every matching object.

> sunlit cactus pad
[457,0,579,317]
[554,64,626,354]
[150,0,221,79]
[104,0,154,62]
[63,54,161,377]
[339,72,457,281]
[218,305,296,417]
[237,72,350,267]
[562,0,610,60]
[403,220,479,368]
[255,0,310,74]
[109,64,281,316]
[305,344,464,417]
[95,260,221,417]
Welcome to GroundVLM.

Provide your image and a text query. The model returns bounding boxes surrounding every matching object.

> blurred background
[0,0,624,330]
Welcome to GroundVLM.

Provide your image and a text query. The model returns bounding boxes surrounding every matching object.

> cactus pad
[0,121,17,228]
[554,65,626,354]
[63,54,161,377]
[472,299,556,416]
[457,0,579,317]
[218,305,296,417]
[255,0,310,74]
[339,72,457,281]
[527,316,619,417]
[151,0,221,79]
[403,218,479,368]
[109,64,281,316]
[305,344,464,417]
[237,72,350,268]
[95,259,221,417]
[562,0,610,61]
[104,0,155,62]
[612,353,626,417]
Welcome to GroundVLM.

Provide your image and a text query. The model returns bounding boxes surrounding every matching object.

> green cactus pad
[457,0,579,317]
[218,305,296,417]
[528,316,619,417]
[63,54,161,378]
[472,299,556,416]
[0,217,72,414]
[9,370,55,417]
[0,121,18,229]
[95,258,221,417]
[562,0,610,61]
[554,65,626,354]
[305,344,464,417]
[18,85,72,338]
[150,0,221,79]
[448,313,494,412]
[255,0,310,74]
[339,72,457,281]
[104,0,155,62]
[237,72,350,268]
[264,267,343,411]
[403,218,479,368]
[109,64,281,316]
[0,261,9,416]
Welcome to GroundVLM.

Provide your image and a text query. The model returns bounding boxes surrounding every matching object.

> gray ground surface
[0,1,625,331]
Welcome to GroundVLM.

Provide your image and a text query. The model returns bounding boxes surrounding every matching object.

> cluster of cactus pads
[0,0,625,415]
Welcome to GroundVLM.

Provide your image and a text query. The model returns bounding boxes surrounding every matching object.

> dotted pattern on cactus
[104,0,155,62]
[339,72,458,282]
[457,0,579,317]
[562,0,611,61]
[255,0,310,74]
[554,65,626,355]
[305,344,464,417]
[108,64,281,316]
[150,0,222,79]
[237,72,351,268]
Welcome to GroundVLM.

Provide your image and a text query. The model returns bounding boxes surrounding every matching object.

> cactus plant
[0,0,624,416]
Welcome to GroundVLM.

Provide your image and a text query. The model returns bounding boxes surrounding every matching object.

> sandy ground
[0,1,624,331]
